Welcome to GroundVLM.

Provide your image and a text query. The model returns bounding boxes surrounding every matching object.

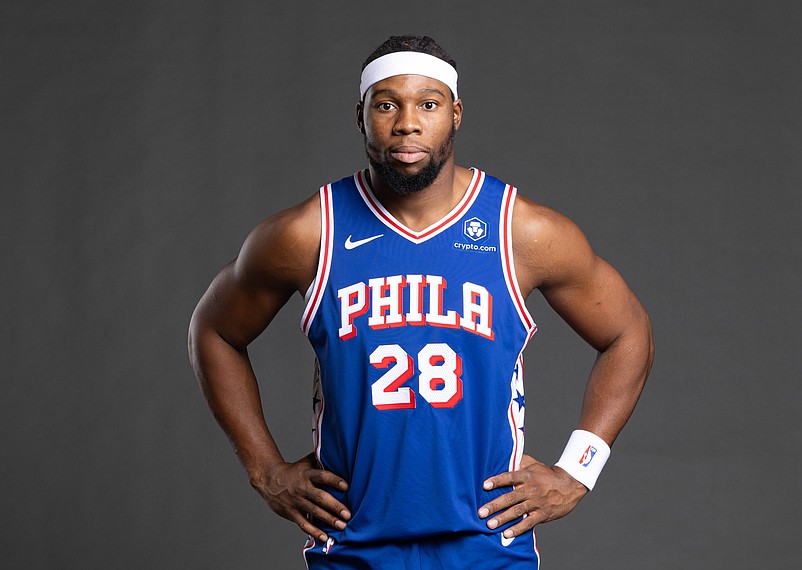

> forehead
[365,74,451,100]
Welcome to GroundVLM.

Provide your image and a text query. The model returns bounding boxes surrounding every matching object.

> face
[358,74,462,195]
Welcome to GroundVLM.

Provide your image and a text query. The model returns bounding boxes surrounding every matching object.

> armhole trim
[499,185,537,335]
[300,185,334,335]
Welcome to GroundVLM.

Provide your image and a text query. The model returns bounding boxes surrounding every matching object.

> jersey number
[370,343,463,410]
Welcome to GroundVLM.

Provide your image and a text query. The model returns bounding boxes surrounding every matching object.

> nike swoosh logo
[344,234,384,250]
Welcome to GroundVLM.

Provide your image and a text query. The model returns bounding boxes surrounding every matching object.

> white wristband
[555,429,611,491]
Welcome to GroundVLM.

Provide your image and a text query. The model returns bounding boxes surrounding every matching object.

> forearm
[477,324,652,532]
[190,320,352,538]
[189,322,285,479]
[577,312,654,445]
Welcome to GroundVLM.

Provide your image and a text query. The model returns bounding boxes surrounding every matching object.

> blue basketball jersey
[301,168,537,546]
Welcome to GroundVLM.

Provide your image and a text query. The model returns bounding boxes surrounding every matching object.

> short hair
[361,35,457,72]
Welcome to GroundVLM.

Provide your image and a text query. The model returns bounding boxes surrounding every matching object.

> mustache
[365,140,433,157]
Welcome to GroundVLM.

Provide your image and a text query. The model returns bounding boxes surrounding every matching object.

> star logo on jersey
[513,390,525,412]
[463,217,488,242]
[345,233,384,250]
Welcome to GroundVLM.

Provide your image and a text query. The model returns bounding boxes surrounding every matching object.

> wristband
[555,429,611,491]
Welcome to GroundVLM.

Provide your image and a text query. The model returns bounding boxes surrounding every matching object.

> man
[189,35,653,569]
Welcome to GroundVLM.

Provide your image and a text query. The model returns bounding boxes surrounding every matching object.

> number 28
[370,343,463,410]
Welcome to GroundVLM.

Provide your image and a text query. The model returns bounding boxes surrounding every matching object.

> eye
[421,101,438,110]
[376,102,395,111]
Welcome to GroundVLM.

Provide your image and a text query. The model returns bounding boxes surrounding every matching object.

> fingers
[287,471,351,534]
[482,472,515,492]
[478,488,528,526]
[297,496,348,542]
[477,462,588,536]
[499,514,539,539]
[309,467,350,493]
[306,469,351,521]
[302,492,349,529]
[275,489,348,543]
[478,466,533,523]
[482,465,535,493]
[477,490,548,537]
[259,461,352,542]
[286,505,329,542]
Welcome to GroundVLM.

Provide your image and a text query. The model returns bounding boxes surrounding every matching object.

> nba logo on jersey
[579,445,597,467]
[463,217,488,241]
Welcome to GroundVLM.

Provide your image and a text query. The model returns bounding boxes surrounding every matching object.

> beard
[365,126,455,196]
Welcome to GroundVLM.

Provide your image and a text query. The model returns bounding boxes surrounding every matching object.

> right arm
[188,194,351,541]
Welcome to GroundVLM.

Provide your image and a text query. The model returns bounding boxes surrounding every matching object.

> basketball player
[189,36,653,569]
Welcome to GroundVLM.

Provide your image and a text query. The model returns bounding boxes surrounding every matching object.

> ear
[452,98,463,131]
[356,101,365,134]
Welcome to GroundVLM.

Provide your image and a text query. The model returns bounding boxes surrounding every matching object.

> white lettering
[337,282,368,339]
[424,275,459,328]
[368,275,406,329]
[461,282,494,340]
[338,274,494,341]
[405,274,426,325]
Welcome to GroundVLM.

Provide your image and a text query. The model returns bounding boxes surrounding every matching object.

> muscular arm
[479,195,654,535]
[188,194,350,541]
[521,199,654,444]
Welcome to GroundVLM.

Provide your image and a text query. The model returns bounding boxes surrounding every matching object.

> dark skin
[189,73,654,543]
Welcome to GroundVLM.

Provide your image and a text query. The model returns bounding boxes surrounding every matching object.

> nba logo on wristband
[555,430,611,490]
[579,445,597,467]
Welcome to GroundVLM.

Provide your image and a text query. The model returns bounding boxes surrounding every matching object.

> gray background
[2,1,800,568]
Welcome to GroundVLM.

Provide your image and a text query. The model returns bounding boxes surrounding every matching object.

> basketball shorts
[302,531,540,569]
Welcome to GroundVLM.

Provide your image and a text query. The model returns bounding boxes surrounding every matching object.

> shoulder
[511,193,598,295]
[236,192,322,295]
[511,193,581,242]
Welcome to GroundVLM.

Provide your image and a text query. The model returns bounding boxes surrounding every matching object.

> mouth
[389,146,429,164]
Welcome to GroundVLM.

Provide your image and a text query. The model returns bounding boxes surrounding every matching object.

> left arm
[478,196,654,536]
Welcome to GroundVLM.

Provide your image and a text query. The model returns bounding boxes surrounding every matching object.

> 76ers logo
[463,217,488,241]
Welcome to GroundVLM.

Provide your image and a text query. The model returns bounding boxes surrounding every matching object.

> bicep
[191,197,321,350]
[513,199,646,352]
[539,255,644,353]
[192,258,295,351]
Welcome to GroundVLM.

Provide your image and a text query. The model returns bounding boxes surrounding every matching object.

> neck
[367,160,472,232]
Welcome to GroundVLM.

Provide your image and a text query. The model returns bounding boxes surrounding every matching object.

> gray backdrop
[3,1,800,568]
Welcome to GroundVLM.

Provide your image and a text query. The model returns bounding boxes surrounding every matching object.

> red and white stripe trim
[353,168,485,244]
[501,185,537,493]
[499,185,537,334]
[301,185,334,335]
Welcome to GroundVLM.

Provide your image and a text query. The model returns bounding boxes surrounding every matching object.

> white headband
[359,51,458,100]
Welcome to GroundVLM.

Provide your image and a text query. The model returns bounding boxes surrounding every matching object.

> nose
[393,104,421,135]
